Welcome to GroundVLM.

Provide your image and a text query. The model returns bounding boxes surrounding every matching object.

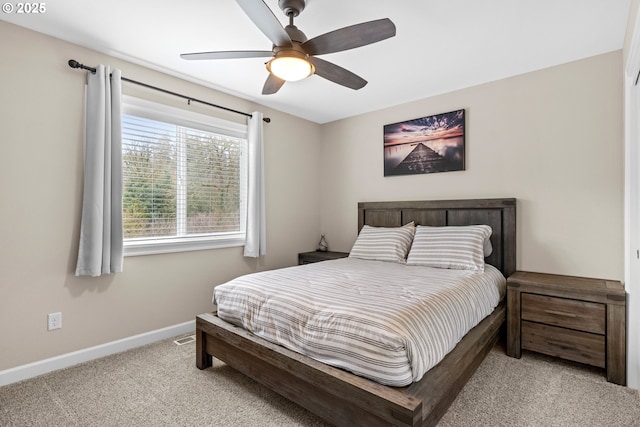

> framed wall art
[383,109,465,176]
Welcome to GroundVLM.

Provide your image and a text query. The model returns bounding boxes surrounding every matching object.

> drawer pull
[544,309,577,318]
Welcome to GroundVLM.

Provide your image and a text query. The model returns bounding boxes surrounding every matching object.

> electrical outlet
[47,312,62,331]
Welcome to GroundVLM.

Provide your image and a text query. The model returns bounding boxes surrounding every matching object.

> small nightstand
[298,251,349,265]
[506,271,626,385]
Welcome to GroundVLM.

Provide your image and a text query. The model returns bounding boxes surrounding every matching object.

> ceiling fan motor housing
[278,0,305,17]
[285,24,308,43]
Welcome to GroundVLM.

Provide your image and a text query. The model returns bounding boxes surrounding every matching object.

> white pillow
[349,225,415,263]
[406,225,492,271]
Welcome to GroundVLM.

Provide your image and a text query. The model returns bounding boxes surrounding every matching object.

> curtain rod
[67,60,271,123]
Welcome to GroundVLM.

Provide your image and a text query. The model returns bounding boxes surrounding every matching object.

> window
[121,97,248,256]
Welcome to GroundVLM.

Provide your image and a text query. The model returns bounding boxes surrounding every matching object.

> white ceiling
[2,0,632,124]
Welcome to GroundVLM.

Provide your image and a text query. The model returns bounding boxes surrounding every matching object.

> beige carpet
[1,335,639,426]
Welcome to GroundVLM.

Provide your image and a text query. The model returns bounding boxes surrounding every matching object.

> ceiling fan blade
[180,50,273,60]
[308,57,367,90]
[302,18,396,56]
[262,74,286,95]
[236,0,292,47]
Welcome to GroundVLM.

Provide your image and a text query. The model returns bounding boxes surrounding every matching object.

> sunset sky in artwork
[384,109,464,147]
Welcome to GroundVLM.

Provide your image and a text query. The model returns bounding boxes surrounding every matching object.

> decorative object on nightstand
[318,235,328,252]
[298,250,349,265]
[506,271,626,385]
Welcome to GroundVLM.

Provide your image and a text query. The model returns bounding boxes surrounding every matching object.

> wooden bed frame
[196,198,516,427]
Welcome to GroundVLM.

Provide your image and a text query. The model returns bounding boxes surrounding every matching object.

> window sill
[124,233,245,257]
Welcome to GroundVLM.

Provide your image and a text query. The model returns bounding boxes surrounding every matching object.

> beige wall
[0,20,626,372]
[0,21,322,371]
[320,51,624,281]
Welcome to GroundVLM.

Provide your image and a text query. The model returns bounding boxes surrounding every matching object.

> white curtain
[244,111,266,257]
[75,65,124,276]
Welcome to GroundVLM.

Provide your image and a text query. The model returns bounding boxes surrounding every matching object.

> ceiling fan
[180,0,396,95]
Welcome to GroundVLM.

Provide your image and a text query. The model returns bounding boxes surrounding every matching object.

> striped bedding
[213,257,506,387]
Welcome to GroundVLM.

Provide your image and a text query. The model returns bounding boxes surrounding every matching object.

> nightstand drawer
[522,321,605,368]
[521,293,605,334]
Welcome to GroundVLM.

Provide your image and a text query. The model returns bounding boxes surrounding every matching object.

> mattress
[213,257,506,386]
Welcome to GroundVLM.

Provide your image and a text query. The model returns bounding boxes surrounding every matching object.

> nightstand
[298,251,349,265]
[506,271,626,385]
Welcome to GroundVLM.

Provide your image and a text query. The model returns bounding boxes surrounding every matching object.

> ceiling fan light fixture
[266,50,314,81]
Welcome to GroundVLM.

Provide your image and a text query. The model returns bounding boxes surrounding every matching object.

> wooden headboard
[358,198,516,277]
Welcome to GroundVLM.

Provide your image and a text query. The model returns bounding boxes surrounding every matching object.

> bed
[196,198,516,427]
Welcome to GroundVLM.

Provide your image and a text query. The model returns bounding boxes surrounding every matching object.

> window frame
[121,96,248,257]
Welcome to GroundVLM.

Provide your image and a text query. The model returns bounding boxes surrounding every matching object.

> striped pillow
[349,225,415,263]
[406,225,492,271]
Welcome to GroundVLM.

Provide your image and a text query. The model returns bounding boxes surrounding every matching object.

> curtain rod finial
[68,59,96,74]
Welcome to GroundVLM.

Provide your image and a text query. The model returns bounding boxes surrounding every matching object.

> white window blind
[121,97,248,255]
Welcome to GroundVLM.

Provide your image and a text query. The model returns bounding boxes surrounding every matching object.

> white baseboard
[0,320,195,387]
